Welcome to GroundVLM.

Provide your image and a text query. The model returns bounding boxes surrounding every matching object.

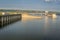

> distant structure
[45,11,48,16]
[45,11,57,18]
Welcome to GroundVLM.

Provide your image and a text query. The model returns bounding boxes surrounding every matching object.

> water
[0,15,60,40]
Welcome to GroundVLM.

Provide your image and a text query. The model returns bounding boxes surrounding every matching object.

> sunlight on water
[52,14,57,18]
[22,13,42,22]
[44,16,57,35]
[44,16,49,35]
[44,16,49,27]
[22,13,42,18]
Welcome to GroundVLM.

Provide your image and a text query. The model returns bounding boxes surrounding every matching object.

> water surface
[0,15,60,40]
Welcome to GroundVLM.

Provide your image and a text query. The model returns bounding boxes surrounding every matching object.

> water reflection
[44,16,49,27]
[52,17,57,23]
[44,16,57,36]
[44,16,49,35]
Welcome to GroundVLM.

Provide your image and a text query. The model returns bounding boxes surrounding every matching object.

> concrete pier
[0,14,21,27]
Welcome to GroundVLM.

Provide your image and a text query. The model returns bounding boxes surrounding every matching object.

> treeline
[0,9,45,13]
[0,9,60,15]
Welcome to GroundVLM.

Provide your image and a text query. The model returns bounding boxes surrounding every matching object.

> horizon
[0,8,60,12]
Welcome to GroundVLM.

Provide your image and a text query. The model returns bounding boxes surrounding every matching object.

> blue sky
[0,0,60,11]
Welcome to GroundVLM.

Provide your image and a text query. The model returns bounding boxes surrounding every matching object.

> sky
[0,0,60,12]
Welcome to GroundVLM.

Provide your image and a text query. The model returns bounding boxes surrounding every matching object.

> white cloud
[45,0,57,2]
[45,0,51,2]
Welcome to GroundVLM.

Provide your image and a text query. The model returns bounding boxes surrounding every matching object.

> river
[0,15,60,40]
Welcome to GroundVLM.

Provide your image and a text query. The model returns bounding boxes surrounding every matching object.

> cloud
[45,0,51,2]
[45,0,57,2]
